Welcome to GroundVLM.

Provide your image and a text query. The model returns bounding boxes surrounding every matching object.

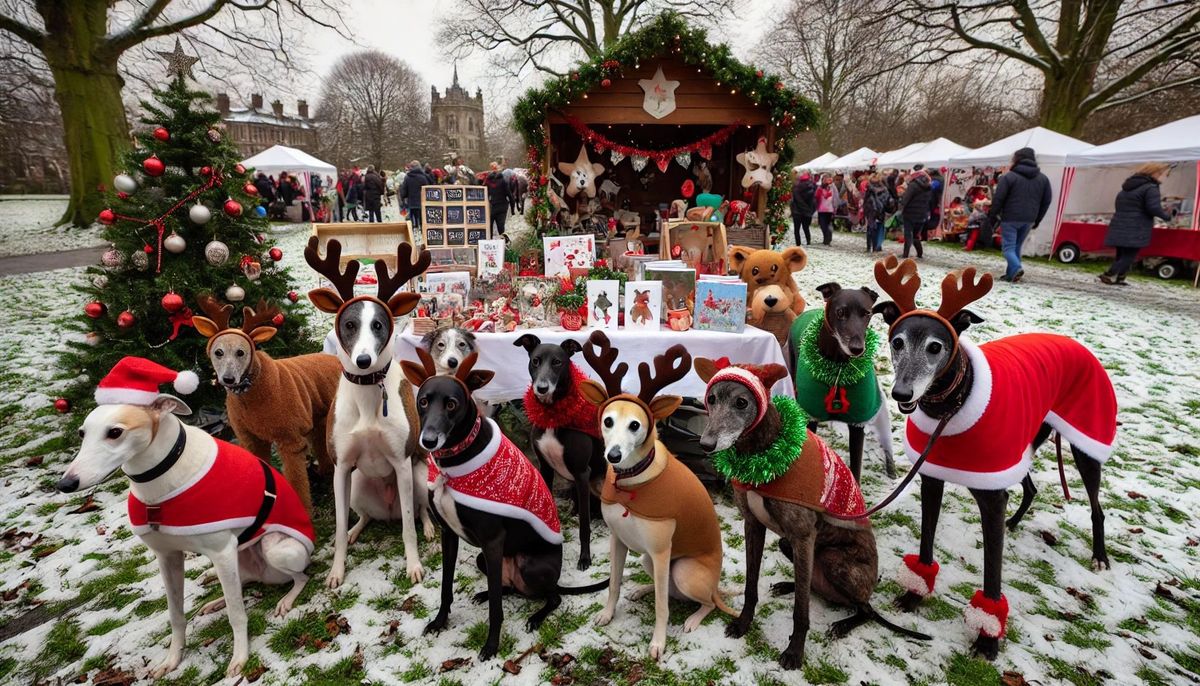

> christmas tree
[58,66,316,420]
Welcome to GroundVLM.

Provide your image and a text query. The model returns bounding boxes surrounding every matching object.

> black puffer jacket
[791,176,816,217]
[1105,174,1171,248]
[402,170,427,208]
[988,156,1051,225]
[899,172,932,223]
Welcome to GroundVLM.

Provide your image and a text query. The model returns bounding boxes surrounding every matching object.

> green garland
[798,313,879,387]
[712,396,810,487]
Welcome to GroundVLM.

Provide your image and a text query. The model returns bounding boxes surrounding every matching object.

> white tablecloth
[324,325,792,403]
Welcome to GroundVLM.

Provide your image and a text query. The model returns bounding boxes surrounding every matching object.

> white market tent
[1066,115,1200,167]
[875,142,927,168]
[241,145,336,220]
[826,146,878,172]
[889,137,969,169]
[950,128,1094,256]
[794,152,839,172]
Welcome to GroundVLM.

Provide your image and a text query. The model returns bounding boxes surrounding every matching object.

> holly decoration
[200,166,213,177]
[153,127,170,142]
[287,290,299,302]
[54,398,70,413]
[161,291,184,313]
[142,154,165,177]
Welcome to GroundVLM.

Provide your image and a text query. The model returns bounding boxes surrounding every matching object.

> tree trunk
[38,1,131,227]
[1038,72,1094,136]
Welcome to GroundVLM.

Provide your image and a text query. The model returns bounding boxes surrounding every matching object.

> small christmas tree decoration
[224,199,243,217]
[101,248,124,268]
[243,182,258,196]
[225,284,246,302]
[242,259,262,281]
[85,301,107,318]
[113,174,138,193]
[161,291,184,313]
[153,127,170,142]
[84,332,102,346]
[200,165,213,177]
[234,163,245,174]
[54,398,70,413]
[98,209,116,225]
[117,311,136,328]
[189,203,212,224]
[287,290,299,302]
[601,78,612,87]
[206,128,222,143]
[271,313,284,326]
[142,154,165,177]
[164,232,187,253]
[117,192,130,200]
[205,240,230,265]
[268,247,283,261]
[92,275,108,289]
[131,251,149,270]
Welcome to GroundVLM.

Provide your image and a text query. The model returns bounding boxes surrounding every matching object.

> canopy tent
[241,145,336,222]
[794,152,838,172]
[889,137,969,169]
[826,146,878,172]
[874,142,926,168]
[1066,115,1200,167]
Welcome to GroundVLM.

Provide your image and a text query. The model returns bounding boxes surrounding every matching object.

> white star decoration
[156,38,199,79]
[638,66,680,119]
[737,137,779,189]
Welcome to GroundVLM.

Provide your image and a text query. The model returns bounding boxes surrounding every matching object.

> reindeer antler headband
[873,254,993,345]
[194,295,282,352]
[304,236,432,339]
[582,330,691,420]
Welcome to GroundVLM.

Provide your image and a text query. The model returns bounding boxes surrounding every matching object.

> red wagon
[1052,221,1200,281]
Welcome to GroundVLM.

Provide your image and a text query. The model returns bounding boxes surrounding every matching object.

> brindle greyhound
[873,255,1117,660]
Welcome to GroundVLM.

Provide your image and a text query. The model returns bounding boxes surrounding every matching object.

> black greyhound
[514,334,606,569]
[402,349,606,660]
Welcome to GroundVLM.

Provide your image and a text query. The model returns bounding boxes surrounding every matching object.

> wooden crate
[660,220,728,275]
[310,221,416,270]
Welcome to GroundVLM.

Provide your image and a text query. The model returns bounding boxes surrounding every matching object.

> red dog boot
[898,554,940,597]
[964,590,1009,638]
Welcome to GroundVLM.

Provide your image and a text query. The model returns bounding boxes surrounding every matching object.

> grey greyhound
[873,255,1117,660]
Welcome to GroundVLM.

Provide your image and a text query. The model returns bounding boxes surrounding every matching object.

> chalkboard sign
[421,185,490,251]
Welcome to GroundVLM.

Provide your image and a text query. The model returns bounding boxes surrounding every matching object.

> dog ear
[873,301,903,325]
[464,369,495,392]
[782,246,808,272]
[949,309,984,334]
[727,246,754,275]
[192,316,220,339]
[578,379,609,405]
[388,292,420,318]
[307,288,344,314]
[249,326,277,345]
[401,360,431,387]
[815,282,841,302]
[560,339,583,357]
[513,333,541,354]
[860,286,880,304]
[151,394,192,416]
[648,395,682,421]
[693,357,717,383]
[757,363,789,389]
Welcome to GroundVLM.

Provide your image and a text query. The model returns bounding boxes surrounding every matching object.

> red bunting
[564,115,744,164]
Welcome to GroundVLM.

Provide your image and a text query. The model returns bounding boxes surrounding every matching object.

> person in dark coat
[924,169,944,241]
[1100,163,1173,285]
[987,147,1052,283]
[863,173,890,252]
[402,161,428,229]
[791,172,816,245]
[483,163,509,235]
[361,165,385,223]
[898,165,932,258]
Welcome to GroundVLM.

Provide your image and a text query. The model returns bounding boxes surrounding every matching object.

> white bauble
[131,250,149,271]
[84,332,102,347]
[92,275,108,289]
[164,232,186,254]
[189,203,212,225]
[205,240,229,266]
[113,174,138,194]
[225,284,246,302]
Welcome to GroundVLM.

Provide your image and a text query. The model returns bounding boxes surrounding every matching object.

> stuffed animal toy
[725,200,751,228]
[729,245,808,316]
[685,206,715,221]
[673,226,711,271]
[558,145,606,198]
[671,199,688,219]
[693,161,713,194]
[625,226,645,255]
[736,137,779,189]
[748,285,796,347]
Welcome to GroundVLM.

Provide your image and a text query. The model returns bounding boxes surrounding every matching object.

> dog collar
[429,415,483,460]
[226,364,255,396]
[127,425,186,483]
[343,362,391,386]
[613,444,656,480]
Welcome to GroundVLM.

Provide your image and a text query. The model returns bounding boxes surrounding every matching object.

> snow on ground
[0,212,1198,685]
[0,197,103,258]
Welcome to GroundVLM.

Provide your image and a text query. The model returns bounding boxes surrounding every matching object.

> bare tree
[315,51,430,170]
[894,0,1200,135]
[439,1,741,80]
[0,48,66,193]
[0,0,347,226]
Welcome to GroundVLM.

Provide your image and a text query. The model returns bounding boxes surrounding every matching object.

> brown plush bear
[728,245,808,315]
[748,284,796,348]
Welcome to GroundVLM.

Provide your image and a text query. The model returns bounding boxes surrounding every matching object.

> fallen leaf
[1040,530,1058,546]
[1137,647,1156,660]
[1127,491,1145,500]
[1001,671,1030,686]
[33,543,62,559]
[92,666,136,686]
[1154,583,1175,600]
[1187,537,1199,547]
[399,596,418,612]
[381,619,399,637]
[550,677,575,685]
[243,664,267,682]
[2,580,30,601]
[440,657,470,673]
[69,495,99,514]
[25,456,43,467]
[502,659,522,675]
[1128,527,1143,534]
[202,637,217,647]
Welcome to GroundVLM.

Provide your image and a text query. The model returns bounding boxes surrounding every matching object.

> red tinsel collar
[524,364,601,438]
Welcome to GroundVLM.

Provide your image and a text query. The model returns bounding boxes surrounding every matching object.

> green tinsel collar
[799,312,879,387]
[712,396,809,487]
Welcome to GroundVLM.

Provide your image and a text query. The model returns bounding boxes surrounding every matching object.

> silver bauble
[131,250,149,271]
[205,240,230,266]
[164,232,187,254]
[225,284,246,302]
[101,248,124,269]
[113,173,138,194]
[92,274,108,289]
[189,203,212,225]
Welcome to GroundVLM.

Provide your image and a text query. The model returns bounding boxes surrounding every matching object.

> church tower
[430,64,487,169]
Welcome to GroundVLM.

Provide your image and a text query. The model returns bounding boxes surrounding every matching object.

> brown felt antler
[304,236,359,303]
[937,267,992,319]
[873,254,921,313]
[637,344,691,404]
[242,299,281,334]
[376,242,433,303]
[583,330,629,397]
[196,294,233,331]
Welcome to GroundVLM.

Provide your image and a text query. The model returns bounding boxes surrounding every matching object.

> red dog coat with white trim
[427,419,563,544]
[128,436,315,552]
[904,334,1117,491]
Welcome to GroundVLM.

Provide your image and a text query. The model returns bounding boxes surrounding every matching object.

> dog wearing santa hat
[57,357,315,679]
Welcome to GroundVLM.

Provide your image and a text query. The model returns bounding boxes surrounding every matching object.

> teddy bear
[748,284,795,348]
[728,245,808,316]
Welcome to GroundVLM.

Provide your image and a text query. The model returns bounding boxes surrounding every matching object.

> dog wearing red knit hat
[694,356,929,670]
[56,357,315,679]
[872,255,1117,660]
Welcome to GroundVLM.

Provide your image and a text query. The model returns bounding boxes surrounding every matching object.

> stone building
[215,93,318,157]
[430,66,487,169]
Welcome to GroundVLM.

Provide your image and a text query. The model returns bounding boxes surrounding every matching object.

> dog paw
[971,634,1000,660]
[273,597,295,617]
[225,656,248,679]
[725,619,750,638]
[828,617,852,639]
[423,522,437,540]
[895,591,924,612]
[770,581,796,597]
[478,643,499,661]
[649,638,666,661]
[627,584,654,601]
[884,462,898,479]
[778,648,804,671]
[594,608,614,627]
[1092,556,1110,572]
[347,530,363,546]
[198,598,226,615]
[423,615,448,635]
[576,553,592,570]
[472,590,489,605]
[149,654,181,679]
[407,562,425,584]
[325,570,344,589]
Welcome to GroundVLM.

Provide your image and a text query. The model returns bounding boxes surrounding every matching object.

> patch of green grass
[1135,665,1171,685]
[399,660,432,682]
[923,595,960,621]
[1062,619,1111,650]
[133,596,168,618]
[85,617,125,636]
[0,657,17,682]
[460,621,515,658]
[29,618,86,680]
[803,659,848,684]
[1168,645,1200,676]
[742,623,777,661]
[538,601,600,648]
[944,652,1000,686]
[81,653,110,671]
[1041,656,1106,686]
[1028,559,1057,586]
[1009,579,1041,595]
[301,654,365,685]
[266,611,339,657]
[949,582,976,601]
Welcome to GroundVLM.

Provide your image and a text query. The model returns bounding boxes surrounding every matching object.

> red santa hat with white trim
[95,356,199,406]
[703,357,774,430]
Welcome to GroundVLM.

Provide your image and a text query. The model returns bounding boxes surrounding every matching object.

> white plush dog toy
[558,145,606,198]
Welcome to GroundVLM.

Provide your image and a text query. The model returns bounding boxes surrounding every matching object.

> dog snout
[221,374,236,385]
[535,383,550,395]
[420,432,442,450]
[848,343,865,356]
[698,435,717,453]
[355,353,373,369]
[447,357,459,369]
[606,446,623,464]
[56,474,79,493]
[892,388,913,402]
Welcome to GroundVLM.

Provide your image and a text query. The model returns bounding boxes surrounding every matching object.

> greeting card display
[423,184,490,249]
[644,262,696,331]
[423,271,472,298]
[477,239,506,278]
[694,280,747,334]
[586,280,619,329]
[513,277,558,328]
[623,280,662,331]
[543,235,595,277]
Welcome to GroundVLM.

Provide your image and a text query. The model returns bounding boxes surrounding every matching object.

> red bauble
[200,166,213,177]
[142,154,165,177]
[223,199,243,217]
[775,82,785,91]
[681,180,695,198]
[116,191,129,200]
[98,209,115,225]
[117,311,135,328]
[756,70,764,78]
[161,291,184,313]
[268,247,283,261]
[601,78,612,88]
[153,127,170,142]
[271,313,284,326]
[143,244,154,254]
[287,290,299,303]
[54,398,70,413]
[234,164,246,175]
[244,182,259,196]
[84,301,106,318]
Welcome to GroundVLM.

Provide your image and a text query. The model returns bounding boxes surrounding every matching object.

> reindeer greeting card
[586,279,619,329]
[543,235,595,277]
[624,280,662,331]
